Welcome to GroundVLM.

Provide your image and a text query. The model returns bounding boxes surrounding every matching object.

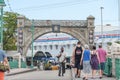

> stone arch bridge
[17,15,95,56]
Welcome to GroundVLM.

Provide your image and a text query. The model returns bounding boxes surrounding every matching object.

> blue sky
[4,0,119,26]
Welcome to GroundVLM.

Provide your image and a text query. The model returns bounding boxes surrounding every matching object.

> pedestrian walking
[72,41,83,78]
[40,61,44,70]
[37,60,44,70]
[57,47,66,76]
[97,44,107,79]
[37,60,40,70]
[80,44,91,80]
[90,45,100,79]
[0,50,10,80]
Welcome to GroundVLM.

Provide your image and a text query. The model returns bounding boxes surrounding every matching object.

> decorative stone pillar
[87,15,95,50]
[17,15,25,56]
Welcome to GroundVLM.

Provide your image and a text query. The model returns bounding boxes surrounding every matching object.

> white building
[95,24,120,44]
[26,33,78,58]
[94,24,120,49]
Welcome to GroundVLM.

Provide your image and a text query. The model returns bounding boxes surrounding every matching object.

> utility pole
[31,20,34,68]
[0,0,6,49]
[100,7,104,46]
[118,0,120,26]
[118,0,120,40]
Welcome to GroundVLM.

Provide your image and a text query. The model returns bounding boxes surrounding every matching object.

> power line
[6,0,13,12]
[14,0,98,11]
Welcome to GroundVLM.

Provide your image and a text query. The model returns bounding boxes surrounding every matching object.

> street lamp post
[0,0,5,50]
[100,7,104,46]
[31,20,34,68]
[117,0,120,40]
[118,0,120,40]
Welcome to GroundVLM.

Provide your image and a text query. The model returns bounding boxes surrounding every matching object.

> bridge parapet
[106,42,120,77]
[25,20,88,27]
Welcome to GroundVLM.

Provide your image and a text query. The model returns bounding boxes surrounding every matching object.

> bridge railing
[106,43,120,80]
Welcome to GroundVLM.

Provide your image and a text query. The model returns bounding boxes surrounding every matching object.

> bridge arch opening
[26,32,80,58]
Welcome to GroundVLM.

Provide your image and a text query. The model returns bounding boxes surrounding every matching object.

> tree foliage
[107,42,112,46]
[115,41,120,44]
[3,12,19,50]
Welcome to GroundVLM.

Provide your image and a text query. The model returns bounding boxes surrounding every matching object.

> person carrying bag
[0,50,10,80]
[57,47,66,77]
[0,61,9,72]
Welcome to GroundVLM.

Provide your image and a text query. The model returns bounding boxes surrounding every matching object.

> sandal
[83,77,85,80]
[99,77,102,79]
[78,76,80,78]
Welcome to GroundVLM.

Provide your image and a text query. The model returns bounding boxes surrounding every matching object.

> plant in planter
[107,42,112,46]
[115,41,120,44]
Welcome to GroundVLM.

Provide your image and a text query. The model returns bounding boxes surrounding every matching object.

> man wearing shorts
[97,44,107,79]
[72,41,83,78]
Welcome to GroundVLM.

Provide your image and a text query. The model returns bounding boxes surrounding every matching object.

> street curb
[6,68,37,76]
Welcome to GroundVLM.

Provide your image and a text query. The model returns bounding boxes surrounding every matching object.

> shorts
[99,62,105,70]
[74,61,83,70]
[0,71,4,80]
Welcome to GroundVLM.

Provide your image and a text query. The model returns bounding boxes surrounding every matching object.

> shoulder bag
[0,62,9,72]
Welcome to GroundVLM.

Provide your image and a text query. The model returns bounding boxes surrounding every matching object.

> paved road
[71,68,116,80]
[73,76,116,80]
[5,68,117,80]
[5,69,72,80]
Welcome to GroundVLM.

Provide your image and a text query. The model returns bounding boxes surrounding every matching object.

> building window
[39,46,41,50]
[67,44,70,49]
[55,45,58,50]
[34,46,37,50]
[73,44,76,47]
[50,45,52,50]
[44,45,47,50]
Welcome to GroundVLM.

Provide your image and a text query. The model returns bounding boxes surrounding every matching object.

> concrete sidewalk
[71,68,116,80]
[5,67,37,76]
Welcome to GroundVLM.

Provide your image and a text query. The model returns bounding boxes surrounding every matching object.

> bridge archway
[17,15,95,56]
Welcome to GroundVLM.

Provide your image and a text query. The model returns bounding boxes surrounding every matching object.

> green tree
[115,41,120,44]
[107,42,112,46]
[3,12,19,50]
